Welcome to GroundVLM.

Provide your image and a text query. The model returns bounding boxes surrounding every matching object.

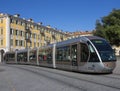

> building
[0,13,67,53]
[0,13,95,62]
[66,31,93,39]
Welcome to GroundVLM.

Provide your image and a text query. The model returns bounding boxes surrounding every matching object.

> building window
[16,20,18,24]
[15,40,19,46]
[19,40,24,46]
[10,28,14,35]
[1,40,3,45]
[0,19,3,23]
[10,19,13,23]
[19,31,22,36]
[15,30,17,35]
[15,30,19,35]
[0,28,3,35]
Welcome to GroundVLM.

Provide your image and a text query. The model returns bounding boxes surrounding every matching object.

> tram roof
[16,49,28,53]
[55,36,87,47]
[85,36,105,40]
[55,36,105,47]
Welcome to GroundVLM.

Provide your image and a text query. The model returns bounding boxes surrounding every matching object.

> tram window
[46,48,52,62]
[39,49,43,61]
[91,39,116,62]
[87,41,99,62]
[89,44,95,53]
[56,48,63,61]
[71,45,77,61]
[29,50,36,60]
[6,53,15,61]
[17,53,27,62]
[56,46,70,61]
[81,43,89,62]
[91,39,113,52]
[29,55,36,60]
[39,48,52,61]
[39,49,47,61]
[9,54,15,58]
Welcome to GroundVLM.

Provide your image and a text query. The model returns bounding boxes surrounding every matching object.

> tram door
[71,44,78,70]
[79,43,89,66]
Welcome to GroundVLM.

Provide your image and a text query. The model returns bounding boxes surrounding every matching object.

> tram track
[7,64,120,91]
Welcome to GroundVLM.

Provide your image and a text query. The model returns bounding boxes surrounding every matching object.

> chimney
[14,14,20,17]
[38,22,43,25]
[28,18,34,22]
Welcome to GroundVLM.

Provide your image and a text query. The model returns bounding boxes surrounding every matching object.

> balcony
[25,26,31,33]
[25,33,31,42]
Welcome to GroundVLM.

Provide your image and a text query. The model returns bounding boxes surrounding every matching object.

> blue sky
[0,0,120,32]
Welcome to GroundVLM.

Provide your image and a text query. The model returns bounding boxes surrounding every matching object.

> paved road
[114,57,120,74]
[0,58,120,91]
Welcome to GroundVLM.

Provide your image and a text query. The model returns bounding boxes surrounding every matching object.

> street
[0,57,120,91]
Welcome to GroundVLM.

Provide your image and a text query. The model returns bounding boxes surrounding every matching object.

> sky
[0,0,120,32]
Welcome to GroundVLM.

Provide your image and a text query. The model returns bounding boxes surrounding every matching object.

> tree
[94,9,120,46]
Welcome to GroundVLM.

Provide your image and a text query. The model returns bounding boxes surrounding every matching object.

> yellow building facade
[0,13,67,53]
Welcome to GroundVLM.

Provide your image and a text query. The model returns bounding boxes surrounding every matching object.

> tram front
[87,36,116,73]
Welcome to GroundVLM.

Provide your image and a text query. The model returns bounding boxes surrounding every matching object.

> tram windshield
[91,39,116,62]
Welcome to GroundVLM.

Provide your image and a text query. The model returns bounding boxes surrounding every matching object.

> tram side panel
[38,47,53,67]
[17,52,28,64]
[15,49,29,64]
[5,52,16,64]
[55,44,74,71]
[29,49,38,65]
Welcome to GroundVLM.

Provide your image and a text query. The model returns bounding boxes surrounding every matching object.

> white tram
[4,36,117,73]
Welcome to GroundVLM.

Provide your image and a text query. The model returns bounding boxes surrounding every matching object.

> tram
[4,36,117,73]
